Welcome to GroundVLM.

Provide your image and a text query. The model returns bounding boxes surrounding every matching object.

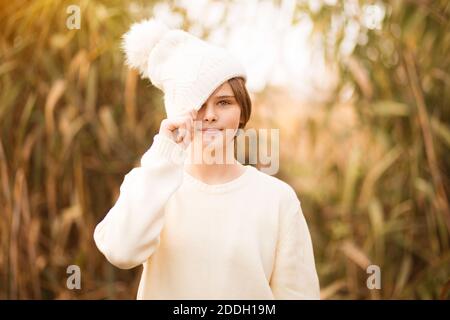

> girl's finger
[166,116,190,131]
[176,122,186,143]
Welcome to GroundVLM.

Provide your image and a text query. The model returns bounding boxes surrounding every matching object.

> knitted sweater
[94,134,320,299]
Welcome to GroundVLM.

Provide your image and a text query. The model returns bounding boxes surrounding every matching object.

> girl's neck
[184,156,245,185]
[184,163,245,185]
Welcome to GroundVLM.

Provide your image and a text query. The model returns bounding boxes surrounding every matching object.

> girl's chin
[200,135,224,145]
[194,130,223,142]
[192,135,233,147]
[192,129,237,146]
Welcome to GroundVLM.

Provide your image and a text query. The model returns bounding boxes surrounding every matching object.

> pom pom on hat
[121,19,170,79]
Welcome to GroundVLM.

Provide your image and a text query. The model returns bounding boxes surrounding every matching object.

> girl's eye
[218,100,231,106]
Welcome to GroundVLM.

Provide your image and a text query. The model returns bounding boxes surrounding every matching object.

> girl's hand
[158,109,198,149]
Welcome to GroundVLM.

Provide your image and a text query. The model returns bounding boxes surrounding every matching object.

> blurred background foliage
[0,0,449,299]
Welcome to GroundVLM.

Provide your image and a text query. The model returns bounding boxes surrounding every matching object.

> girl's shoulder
[246,165,300,208]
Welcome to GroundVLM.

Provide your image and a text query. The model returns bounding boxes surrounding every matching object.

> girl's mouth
[200,128,222,133]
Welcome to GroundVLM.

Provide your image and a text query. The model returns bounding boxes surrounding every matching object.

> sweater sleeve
[270,195,321,299]
[93,134,186,269]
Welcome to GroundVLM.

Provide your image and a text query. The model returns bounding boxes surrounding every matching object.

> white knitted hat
[122,19,247,118]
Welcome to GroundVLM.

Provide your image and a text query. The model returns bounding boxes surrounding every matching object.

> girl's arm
[270,195,321,299]
[93,133,186,269]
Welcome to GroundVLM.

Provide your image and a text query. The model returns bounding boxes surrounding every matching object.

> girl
[94,19,320,299]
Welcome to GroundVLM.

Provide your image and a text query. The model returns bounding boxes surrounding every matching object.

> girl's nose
[202,104,217,123]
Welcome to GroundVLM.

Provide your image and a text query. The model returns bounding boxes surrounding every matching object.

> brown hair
[227,77,252,129]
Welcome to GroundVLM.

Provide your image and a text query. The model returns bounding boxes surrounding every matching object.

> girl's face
[193,81,241,149]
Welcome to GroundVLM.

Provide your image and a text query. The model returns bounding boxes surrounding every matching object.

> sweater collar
[182,165,254,194]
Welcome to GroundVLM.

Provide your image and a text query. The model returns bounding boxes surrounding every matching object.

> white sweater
[93,134,320,299]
